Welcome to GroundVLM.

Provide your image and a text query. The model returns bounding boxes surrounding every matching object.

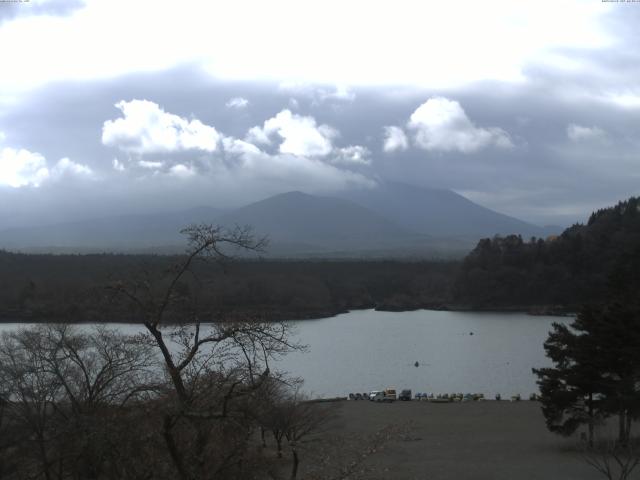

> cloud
[112,158,125,172]
[50,157,92,179]
[0,0,84,24]
[169,164,196,178]
[225,97,249,109]
[0,147,90,188]
[96,100,373,202]
[138,160,164,169]
[383,126,409,153]
[279,84,356,104]
[245,109,338,157]
[407,97,513,153]
[102,99,221,154]
[567,124,606,142]
[332,145,371,165]
[0,147,49,188]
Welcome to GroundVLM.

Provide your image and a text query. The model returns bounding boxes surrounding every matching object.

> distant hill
[340,182,558,238]
[0,206,222,252]
[0,185,561,257]
[453,196,640,309]
[213,191,427,255]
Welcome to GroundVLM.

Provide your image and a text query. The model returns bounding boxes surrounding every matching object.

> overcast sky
[1,0,639,228]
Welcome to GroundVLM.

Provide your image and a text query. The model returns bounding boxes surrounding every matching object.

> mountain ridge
[0,184,561,256]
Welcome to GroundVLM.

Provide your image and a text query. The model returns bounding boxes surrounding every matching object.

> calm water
[0,309,569,398]
[277,309,570,398]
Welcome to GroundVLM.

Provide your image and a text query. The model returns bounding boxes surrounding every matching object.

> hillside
[452,196,640,309]
[0,207,222,252]
[340,182,558,238]
[0,185,559,257]
[213,191,428,254]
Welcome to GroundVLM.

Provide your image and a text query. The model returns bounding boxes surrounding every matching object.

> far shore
[0,304,576,325]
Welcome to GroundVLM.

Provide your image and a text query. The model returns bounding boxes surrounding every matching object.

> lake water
[277,309,570,398]
[0,309,569,399]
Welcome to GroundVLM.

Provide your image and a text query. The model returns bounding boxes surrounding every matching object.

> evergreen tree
[534,316,604,445]
[534,301,640,445]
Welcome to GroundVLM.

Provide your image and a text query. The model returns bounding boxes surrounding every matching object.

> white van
[369,391,385,402]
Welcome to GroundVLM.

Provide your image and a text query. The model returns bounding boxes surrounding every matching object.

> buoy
[469,332,474,336]
[414,361,419,367]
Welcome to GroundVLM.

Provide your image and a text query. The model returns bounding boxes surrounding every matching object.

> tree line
[0,251,457,323]
[453,197,640,310]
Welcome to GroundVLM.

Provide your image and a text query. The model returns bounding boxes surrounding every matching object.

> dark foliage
[533,262,640,446]
[0,253,458,323]
[454,197,640,309]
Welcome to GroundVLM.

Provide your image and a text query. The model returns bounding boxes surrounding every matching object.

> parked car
[369,391,385,402]
[399,389,412,401]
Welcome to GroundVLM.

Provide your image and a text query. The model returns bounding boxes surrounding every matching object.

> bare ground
[274,400,614,480]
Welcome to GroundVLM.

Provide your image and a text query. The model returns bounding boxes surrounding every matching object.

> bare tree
[108,224,301,480]
[580,439,640,480]
[0,324,160,480]
[283,392,334,480]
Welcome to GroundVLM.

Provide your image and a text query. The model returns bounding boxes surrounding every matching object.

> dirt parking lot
[294,399,612,480]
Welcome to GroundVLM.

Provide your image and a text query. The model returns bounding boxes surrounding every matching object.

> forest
[0,196,638,323]
[453,196,640,311]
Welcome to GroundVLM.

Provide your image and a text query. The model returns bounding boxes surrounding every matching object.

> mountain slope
[340,182,557,238]
[0,206,222,251]
[453,196,640,308]
[214,191,421,253]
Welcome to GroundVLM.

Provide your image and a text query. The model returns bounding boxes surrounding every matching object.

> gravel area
[293,400,610,480]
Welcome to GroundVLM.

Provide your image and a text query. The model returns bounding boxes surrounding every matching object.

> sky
[0,0,639,228]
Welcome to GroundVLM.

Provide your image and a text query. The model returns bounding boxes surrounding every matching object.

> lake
[0,309,569,399]
[277,309,569,398]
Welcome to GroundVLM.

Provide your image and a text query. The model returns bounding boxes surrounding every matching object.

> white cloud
[332,145,371,165]
[169,164,195,178]
[96,102,374,198]
[222,136,262,156]
[246,109,338,157]
[603,92,640,109]
[102,99,221,154]
[112,158,125,171]
[225,97,249,109]
[279,83,356,105]
[567,124,606,142]
[0,147,49,187]
[407,97,513,153]
[0,146,91,188]
[383,126,409,153]
[245,125,272,146]
[50,157,93,179]
[0,1,612,97]
[138,160,164,169]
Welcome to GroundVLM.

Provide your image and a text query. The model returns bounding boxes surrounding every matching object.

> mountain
[0,206,222,252]
[213,191,425,255]
[0,186,560,257]
[339,182,558,239]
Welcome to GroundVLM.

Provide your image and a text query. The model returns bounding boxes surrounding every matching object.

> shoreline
[0,304,576,324]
